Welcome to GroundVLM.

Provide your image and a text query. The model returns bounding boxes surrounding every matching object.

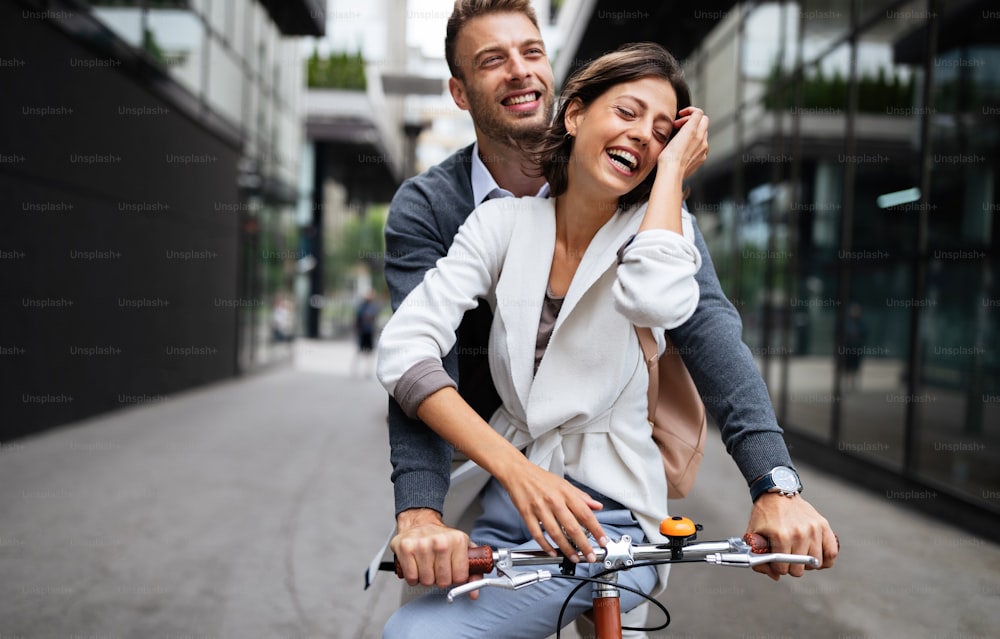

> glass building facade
[88,0,311,369]
[679,0,998,524]
[1,0,320,440]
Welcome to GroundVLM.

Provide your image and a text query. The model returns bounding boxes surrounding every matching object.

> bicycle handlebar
[383,516,824,637]
[439,531,819,602]
[393,527,819,581]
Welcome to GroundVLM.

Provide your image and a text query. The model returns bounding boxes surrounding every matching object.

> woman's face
[564,76,678,199]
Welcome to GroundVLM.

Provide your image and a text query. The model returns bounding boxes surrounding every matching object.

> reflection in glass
[801,0,850,61]
[912,33,1000,500]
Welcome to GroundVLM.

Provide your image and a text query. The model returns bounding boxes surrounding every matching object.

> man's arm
[383,182,456,517]
[668,218,793,483]
[670,217,838,578]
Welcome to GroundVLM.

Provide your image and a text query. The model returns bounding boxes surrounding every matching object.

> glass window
[835,9,928,467]
[785,172,840,442]
[915,259,997,499]
[91,5,144,48]
[743,3,798,85]
[781,41,852,442]
[801,0,851,63]
[860,0,931,29]
[206,40,243,126]
[913,31,1000,501]
[243,71,260,157]
[231,0,247,60]
[260,22,277,96]
[146,7,205,98]
[209,0,230,41]
[251,10,272,87]
[187,0,209,19]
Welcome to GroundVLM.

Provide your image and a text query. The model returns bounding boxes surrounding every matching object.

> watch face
[772,467,799,491]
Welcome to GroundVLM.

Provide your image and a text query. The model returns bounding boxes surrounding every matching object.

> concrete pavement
[1,339,997,639]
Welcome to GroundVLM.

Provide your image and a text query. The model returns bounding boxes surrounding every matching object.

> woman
[377,42,709,638]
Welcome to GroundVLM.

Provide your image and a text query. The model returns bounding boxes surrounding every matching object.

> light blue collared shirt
[471,142,551,204]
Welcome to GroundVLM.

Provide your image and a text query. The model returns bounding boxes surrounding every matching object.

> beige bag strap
[634,326,659,424]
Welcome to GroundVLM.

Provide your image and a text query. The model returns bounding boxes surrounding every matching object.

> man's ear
[563,98,584,136]
[449,77,470,112]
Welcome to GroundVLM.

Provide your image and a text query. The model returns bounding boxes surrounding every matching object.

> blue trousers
[383,478,659,639]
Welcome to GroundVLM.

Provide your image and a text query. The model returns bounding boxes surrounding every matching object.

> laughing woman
[377,42,709,638]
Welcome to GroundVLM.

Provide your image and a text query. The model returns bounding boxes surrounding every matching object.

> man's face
[448,12,556,148]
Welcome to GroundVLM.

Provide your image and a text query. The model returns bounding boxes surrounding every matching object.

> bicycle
[383,515,821,639]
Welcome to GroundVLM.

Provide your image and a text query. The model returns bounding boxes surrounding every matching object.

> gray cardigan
[383,144,793,517]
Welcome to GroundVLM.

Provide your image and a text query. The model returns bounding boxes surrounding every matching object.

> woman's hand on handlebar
[392,508,483,598]
[495,462,610,565]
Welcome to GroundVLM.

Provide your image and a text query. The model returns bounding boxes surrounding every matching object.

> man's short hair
[445,0,540,80]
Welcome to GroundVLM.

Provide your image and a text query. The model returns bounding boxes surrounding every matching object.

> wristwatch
[749,466,802,502]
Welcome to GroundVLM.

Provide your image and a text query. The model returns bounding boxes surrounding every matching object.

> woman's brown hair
[526,42,691,210]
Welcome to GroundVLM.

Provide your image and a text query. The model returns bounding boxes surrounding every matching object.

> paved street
[1,339,998,639]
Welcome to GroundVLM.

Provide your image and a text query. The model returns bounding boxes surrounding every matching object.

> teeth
[607,148,638,171]
[505,93,537,105]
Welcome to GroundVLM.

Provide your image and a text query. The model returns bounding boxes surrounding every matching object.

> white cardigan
[377,196,702,544]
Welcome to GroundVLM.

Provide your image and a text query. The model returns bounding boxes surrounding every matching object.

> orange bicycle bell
[660,515,701,559]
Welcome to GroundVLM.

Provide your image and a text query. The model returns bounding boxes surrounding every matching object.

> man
[382,0,836,621]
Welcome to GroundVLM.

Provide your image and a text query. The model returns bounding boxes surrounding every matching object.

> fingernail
[599,536,610,546]
[587,552,597,563]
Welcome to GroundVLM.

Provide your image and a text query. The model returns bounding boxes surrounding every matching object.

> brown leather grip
[394,545,494,579]
[467,545,494,574]
[743,532,771,554]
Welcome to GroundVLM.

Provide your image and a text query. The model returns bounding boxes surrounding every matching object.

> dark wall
[1,5,243,441]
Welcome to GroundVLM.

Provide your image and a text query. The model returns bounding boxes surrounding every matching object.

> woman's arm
[377,201,506,399]
[378,201,609,572]
[612,107,709,330]
[638,106,710,235]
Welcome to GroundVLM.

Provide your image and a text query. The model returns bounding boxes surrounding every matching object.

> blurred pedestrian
[353,289,380,376]
[270,297,294,343]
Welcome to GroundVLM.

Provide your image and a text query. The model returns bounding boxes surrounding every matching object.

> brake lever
[706,552,821,568]
[446,570,553,603]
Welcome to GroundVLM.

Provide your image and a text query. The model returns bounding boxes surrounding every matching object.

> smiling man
[381,1,837,636]
[383,4,555,601]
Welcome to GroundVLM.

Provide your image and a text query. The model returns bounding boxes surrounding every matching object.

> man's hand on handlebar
[391,508,484,599]
[746,493,839,581]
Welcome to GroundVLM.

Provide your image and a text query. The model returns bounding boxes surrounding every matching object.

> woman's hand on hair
[660,106,710,180]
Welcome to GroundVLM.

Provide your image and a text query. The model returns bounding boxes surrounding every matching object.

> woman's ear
[563,98,585,137]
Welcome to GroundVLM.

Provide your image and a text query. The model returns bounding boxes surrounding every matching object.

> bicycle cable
[550,559,695,638]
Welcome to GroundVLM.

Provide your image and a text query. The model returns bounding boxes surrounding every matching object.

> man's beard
[466,85,554,149]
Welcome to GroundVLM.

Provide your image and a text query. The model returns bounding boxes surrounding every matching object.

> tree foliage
[307,48,366,90]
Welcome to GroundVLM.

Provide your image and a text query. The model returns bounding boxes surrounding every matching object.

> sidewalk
[1,339,997,639]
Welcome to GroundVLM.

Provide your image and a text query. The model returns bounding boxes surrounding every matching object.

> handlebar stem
[603,535,634,570]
